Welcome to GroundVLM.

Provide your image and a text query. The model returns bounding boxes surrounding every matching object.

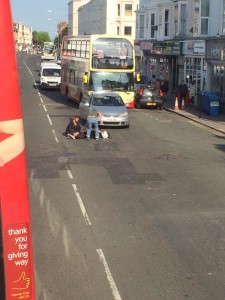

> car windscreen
[92,95,124,106]
[42,69,60,77]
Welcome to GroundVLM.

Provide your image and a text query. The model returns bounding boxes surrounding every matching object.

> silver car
[79,92,130,128]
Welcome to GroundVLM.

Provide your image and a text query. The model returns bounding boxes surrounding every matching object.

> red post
[0,1,36,299]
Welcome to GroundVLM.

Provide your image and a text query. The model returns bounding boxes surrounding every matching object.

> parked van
[39,62,61,90]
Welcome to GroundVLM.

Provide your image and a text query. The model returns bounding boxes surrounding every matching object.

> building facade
[73,0,139,39]
[136,0,225,106]
[13,22,32,51]
[68,0,90,35]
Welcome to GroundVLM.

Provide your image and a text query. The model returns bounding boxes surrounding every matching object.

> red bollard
[0,1,36,299]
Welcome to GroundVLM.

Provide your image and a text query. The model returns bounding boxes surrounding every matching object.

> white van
[39,62,61,90]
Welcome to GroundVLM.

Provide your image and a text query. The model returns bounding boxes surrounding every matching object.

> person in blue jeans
[86,109,103,140]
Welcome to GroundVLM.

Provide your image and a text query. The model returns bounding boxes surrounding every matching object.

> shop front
[140,40,180,93]
[182,40,206,96]
[205,39,225,104]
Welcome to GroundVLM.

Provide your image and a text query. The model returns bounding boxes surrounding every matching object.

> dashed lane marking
[47,114,53,126]
[72,184,91,226]
[96,249,122,300]
[52,129,59,143]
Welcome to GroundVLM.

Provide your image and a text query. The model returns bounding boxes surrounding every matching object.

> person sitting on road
[86,109,103,140]
[65,115,84,139]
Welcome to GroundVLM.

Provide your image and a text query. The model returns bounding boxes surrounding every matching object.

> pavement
[164,94,225,134]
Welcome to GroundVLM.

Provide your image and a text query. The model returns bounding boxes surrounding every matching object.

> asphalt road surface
[1,52,225,300]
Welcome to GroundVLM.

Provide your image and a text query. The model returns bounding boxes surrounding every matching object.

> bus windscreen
[92,38,133,69]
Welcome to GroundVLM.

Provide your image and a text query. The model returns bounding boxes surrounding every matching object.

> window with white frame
[180,4,187,36]
[117,4,120,17]
[223,0,225,34]
[125,4,132,17]
[150,13,156,38]
[200,0,209,35]
[194,0,200,36]
[146,15,149,30]
[139,15,145,39]
[174,4,178,37]
[159,10,163,38]
[124,26,132,35]
[164,9,170,37]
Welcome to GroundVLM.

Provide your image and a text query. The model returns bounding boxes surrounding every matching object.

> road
[1,52,225,300]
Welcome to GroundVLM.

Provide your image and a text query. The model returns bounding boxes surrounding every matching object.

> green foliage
[32,31,51,47]
[32,31,38,45]
[37,32,51,47]
[54,36,59,48]
[61,26,68,38]
[53,26,68,49]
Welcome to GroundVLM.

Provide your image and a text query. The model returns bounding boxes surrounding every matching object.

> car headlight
[120,112,128,117]
[41,77,47,83]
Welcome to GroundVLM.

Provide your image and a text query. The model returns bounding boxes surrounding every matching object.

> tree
[32,31,38,46]
[54,36,59,48]
[37,32,51,47]
[61,26,68,38]
[54,27,68,49]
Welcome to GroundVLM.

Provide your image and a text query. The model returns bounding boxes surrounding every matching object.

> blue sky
[10,0,68,38]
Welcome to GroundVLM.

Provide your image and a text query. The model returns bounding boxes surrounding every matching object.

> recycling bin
[210,101,220,116]
[202,92,219,114]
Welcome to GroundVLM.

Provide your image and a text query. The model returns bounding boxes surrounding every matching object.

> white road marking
[52,129,59,143]
[66,168,73,179]
[24,61,33,76]
[43,105,47,112]
[96,249,122,300]
[38,92,41,97]
[72,184,91,226]
[40,97,44,103]
[47,114,53,126]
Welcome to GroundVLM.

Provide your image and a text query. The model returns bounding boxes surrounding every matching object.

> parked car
[135,85,164,109]
[134,75,148,93]
[79,91,130,128]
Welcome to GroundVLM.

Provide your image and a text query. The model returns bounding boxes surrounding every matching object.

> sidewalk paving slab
[164,95,225,135]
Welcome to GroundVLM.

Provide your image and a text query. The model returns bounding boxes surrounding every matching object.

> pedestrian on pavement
[66,115,84,139]
[86,109,103,140]
[177,80,188,108]
[160,81,169,101]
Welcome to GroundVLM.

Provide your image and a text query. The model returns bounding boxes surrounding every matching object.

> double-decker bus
[41,42,56,61]
[60,34,137,108]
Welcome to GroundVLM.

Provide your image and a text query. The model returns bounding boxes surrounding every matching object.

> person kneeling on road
[86,110,103,140]
[66,115,85,139]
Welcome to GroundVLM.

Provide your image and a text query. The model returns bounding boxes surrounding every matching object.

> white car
[79,91,130,128]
